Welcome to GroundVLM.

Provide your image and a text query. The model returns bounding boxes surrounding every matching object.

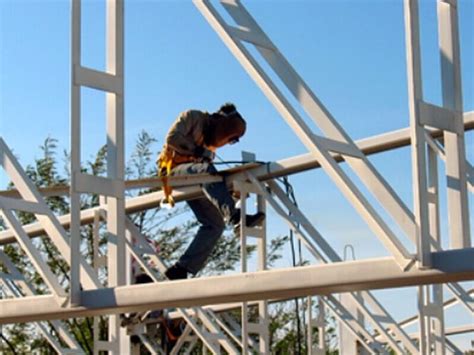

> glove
[193,146,205,157]
[194,146,214,162]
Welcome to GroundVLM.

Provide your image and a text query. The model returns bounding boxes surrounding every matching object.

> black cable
[283,177,308,343]
[212,160,267,166]
[283,176,302,355]
[0,332,18,355]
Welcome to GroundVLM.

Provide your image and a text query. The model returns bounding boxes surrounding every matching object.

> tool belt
[157,147,196,208]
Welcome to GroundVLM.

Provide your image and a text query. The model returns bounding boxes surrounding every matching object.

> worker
[158,103,265,280]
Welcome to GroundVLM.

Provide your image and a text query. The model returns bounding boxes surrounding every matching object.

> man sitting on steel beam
[158,103,265,280]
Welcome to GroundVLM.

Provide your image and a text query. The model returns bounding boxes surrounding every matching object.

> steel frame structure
[0,0,472,354]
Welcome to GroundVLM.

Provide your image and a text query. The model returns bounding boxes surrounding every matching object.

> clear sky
[1,0,473,351]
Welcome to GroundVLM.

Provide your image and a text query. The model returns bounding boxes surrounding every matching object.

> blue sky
[1,0,473,350]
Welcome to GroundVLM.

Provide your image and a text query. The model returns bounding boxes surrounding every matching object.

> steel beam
[0,249,472,324]
[0,113,471,201]
[0,113,472,245]
[438,0,471,249]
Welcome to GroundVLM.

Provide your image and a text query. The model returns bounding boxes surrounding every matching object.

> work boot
[244,211,265,227]
[165,263,188,281]
[231,209,266,233]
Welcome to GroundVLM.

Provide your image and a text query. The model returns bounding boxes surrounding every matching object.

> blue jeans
[171,162,236,274]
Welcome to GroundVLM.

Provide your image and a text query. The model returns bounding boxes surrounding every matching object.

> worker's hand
[193,146,205,158]
[202,149,214,162]
[194,146,214,162]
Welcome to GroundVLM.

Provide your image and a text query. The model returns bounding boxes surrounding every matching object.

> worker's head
[205,103,246,148]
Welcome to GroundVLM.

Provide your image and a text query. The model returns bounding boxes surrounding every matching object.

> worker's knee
[210,219,225,236]
[208,163,218,173]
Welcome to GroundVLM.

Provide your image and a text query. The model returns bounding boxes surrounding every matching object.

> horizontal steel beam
[395,325,474,341]
[0,113,473,245]
[1,249,473,324]
[1,112,472,198]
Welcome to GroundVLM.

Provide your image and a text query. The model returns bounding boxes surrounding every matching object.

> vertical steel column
[256,192,269,355]
[106,1,128,353]
[308,296,326,355]
[70,0,82,307]
[317,298,326,354]
[338,293,370,355]
[238,180,249,355]
[93,209,106,355]
[418,146,446,354]
[70,0,127,352]
[404,0,432,268]
[437,0,471,249]
[236,177,269,354]
[427,144,446,354]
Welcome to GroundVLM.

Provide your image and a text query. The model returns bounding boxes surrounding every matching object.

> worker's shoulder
[179,109,208,121]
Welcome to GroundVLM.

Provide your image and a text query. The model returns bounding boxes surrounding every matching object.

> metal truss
[195,0,418,270]
[0,251,84,355]
[124,217,239,354]
[0,248,472,323]
[70,0,128,353]
[0,0,472,353]
[1,134,470,352]
[1,113,472,245]
[234,179,269,354]
[193,1,472,353]
[249,175,417,354]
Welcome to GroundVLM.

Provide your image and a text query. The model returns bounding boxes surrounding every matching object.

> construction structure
[0,0,473,353]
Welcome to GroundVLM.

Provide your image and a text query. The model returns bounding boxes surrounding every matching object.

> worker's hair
[218,102,238,116]
[205,102,246,146]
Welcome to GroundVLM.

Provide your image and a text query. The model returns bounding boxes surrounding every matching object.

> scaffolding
[0,0,473,354]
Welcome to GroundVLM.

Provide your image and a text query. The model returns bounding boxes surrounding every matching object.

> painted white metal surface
[438,0,471,250]
[0,251,84,354]
[0,249,473,324]
[124,219,238,354]
[194,0,420,270]
[70,0,128,352]
[1,113,472,245]
[0,1,471,353]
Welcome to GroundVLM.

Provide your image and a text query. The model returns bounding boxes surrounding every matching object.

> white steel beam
[0,208,67,304]
[70,0,82,307]
[261,178,418,352]
[226,25,275,51]
[0,114,471,201]
[438,0,471,249]
[124,219,237,354]
[404,0,433,269]
[105,0,127,353]
[0,196,49,215]
[0,138,102,291]
[376,288,474,337]
[73,172,124,198]
[216,0,429,268]
[0,251,84,354]
[0,249,472,325]
[74,65,123,94]
[419,101,460,133]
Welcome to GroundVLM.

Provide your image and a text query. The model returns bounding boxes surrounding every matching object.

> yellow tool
[158,155,175,208]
